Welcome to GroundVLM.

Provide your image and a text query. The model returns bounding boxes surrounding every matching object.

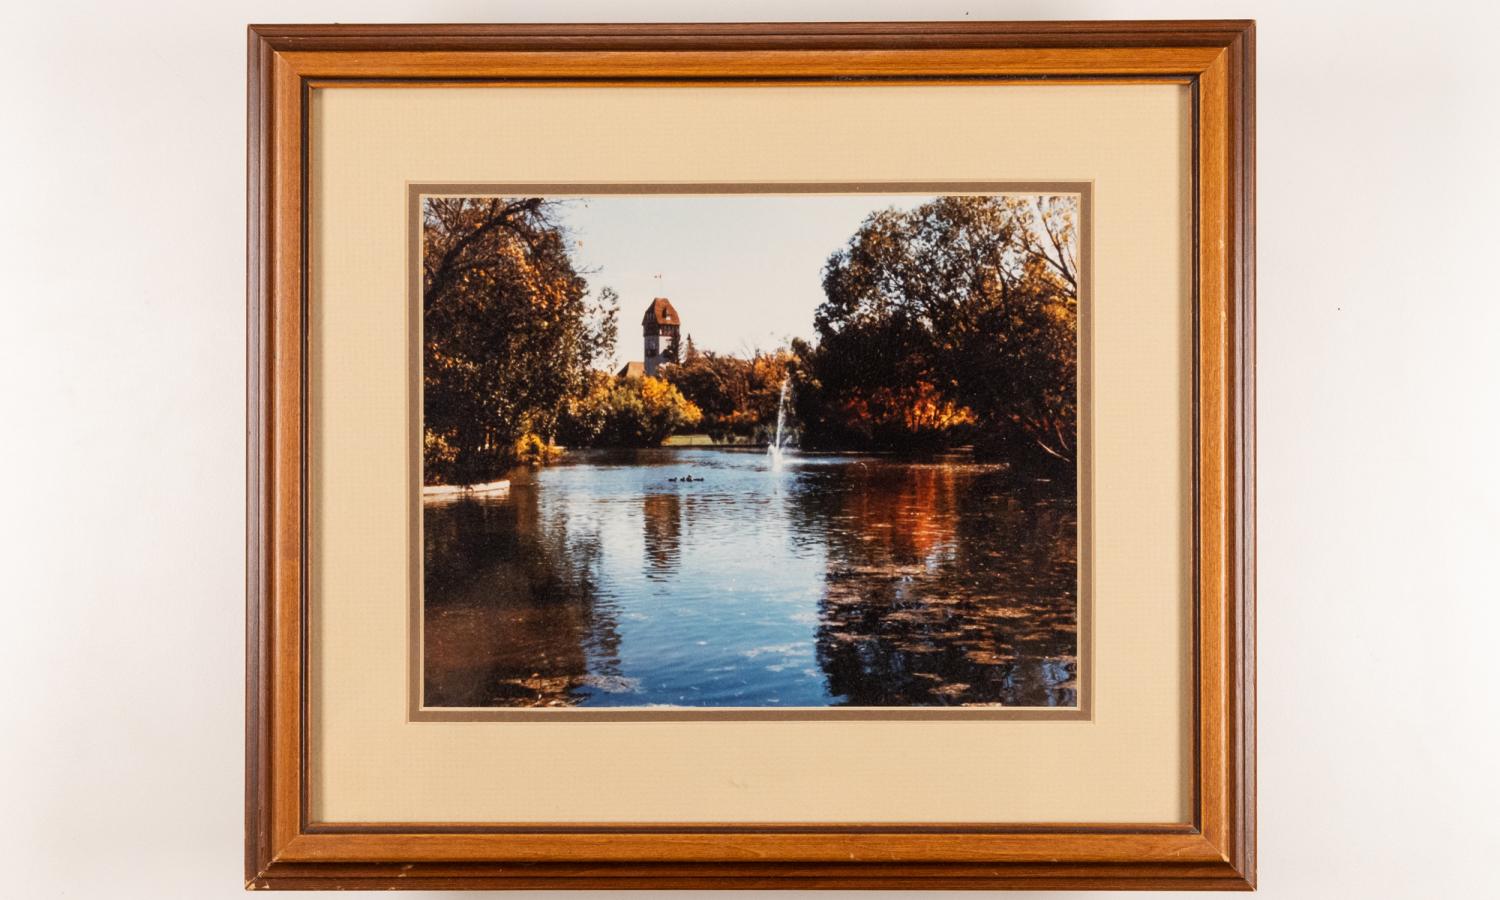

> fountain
[767,376,793,472]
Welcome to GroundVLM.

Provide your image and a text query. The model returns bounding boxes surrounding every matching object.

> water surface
[424,448,1077,708]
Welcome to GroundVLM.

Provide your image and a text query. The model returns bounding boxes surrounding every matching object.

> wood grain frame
[246,20,1255,891]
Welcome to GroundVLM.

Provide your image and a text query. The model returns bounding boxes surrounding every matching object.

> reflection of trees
[640,492,682,581]
[795,462,1077,707]
[422,486,623,707]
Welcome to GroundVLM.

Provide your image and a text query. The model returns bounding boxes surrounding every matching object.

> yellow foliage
[639,375,704,429]
[513,433,562,466]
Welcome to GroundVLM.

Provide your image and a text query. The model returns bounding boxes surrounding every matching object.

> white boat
[421,479,510,503]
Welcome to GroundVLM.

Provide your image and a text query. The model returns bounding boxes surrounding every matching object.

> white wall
[3,1,1496,896]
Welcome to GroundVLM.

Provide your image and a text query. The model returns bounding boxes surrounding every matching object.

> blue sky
[547,194,937,365]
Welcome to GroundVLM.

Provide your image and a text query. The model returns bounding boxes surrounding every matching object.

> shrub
[559,374,703,447]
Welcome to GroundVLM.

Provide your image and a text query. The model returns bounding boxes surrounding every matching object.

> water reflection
[641,492,682,580]
[801,463,1077,707]
[423,448,1077,708]
[421,485,624,706]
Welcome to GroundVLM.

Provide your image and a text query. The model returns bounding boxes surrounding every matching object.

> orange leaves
[843,381,976,434]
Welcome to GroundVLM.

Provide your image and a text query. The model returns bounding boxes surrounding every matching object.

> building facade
[621,297,681,377]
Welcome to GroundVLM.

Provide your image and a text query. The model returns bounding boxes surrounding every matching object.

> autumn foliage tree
[422,194,1078,478]
[802,195,1079,471]
[663,348,795,442]
[558,372,702,447]
[422,197,617,484]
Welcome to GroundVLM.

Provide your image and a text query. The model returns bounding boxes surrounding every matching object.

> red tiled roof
[642,297,680,326]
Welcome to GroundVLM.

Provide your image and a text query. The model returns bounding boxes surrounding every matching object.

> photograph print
[417,186,1086,713]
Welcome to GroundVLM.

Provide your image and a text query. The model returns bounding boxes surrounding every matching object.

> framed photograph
[247,20,1255,890]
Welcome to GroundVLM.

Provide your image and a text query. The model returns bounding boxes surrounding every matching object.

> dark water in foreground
[423,448,1077,708]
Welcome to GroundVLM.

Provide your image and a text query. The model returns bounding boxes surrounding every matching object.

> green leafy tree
[422,197,617,484]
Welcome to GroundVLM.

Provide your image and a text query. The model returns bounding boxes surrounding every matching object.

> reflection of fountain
[767,376,793,472]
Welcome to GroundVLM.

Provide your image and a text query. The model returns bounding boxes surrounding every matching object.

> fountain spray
[767,375,793,472]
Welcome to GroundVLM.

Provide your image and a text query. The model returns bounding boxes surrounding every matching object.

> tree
[558,374,703,447]
[555,370,616,448]
[808,195,1078,469]
[663,348,794,441]
[662,351,752,439]
[422,197,617,484]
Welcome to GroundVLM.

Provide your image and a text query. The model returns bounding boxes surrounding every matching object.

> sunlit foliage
[558,372,703,448]
[422,197,617,484]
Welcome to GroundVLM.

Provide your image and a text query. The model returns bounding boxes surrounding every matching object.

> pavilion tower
[641,297,681,376]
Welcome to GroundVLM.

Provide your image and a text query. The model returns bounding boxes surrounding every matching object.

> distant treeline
[422,195,1078,485]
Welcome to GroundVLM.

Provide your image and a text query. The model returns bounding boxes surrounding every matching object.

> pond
[423,448,1077,708]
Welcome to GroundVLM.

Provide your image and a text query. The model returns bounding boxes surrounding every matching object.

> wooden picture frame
[247,20,1255,890]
